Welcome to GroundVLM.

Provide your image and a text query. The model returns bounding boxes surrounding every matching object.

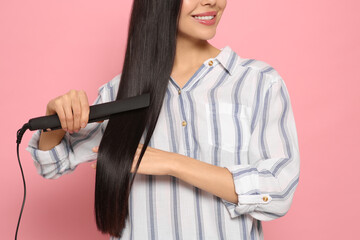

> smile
[191,11,218,26]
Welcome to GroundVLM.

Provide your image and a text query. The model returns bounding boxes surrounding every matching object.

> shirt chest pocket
[205,102,252,153]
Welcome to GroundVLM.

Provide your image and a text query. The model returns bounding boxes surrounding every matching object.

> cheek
[178,15,194,34]
[219,0,227,12]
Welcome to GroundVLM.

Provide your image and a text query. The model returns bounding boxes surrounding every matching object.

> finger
[131,154,138,173]
[63,95,74,133]
[91,162,97,169]
[54,100,68,131]
[132,147,141,170]
[71,93,81,132]
[130,161,135,173]
[92,146,99,153]
[134,146,140,159]
[78,90,89,128]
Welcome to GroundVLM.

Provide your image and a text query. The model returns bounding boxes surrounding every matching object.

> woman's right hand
[46,89,90,134]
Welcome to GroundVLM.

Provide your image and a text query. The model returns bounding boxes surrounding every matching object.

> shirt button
[208,60,213,66]
[182,121,187,126]
[262,196,269,202]
[178,89,181,95]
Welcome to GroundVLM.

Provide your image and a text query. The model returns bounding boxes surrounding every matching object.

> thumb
[91,162,97,169]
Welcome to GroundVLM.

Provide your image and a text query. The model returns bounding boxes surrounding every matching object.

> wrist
[167,152,181,177]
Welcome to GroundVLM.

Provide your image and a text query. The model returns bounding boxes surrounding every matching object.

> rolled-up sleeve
[26,74,121,179]
[222,77,300,221]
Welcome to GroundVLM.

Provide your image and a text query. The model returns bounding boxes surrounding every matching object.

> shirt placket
[177,86,192,156]
[170,59,216,157]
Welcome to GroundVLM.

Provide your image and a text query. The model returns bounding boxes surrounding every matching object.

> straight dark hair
[94,0,182,237]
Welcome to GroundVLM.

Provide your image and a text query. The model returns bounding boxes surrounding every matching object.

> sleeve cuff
[26,129,70,169]
[221,166,272,218]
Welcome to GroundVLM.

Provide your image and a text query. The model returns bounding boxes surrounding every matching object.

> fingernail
[81,123,86,128]
[64,128,67,132]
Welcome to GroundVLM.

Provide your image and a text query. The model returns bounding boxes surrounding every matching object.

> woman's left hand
[91,144,175,176]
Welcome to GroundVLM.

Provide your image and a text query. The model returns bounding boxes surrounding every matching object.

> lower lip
[192,15,216,26]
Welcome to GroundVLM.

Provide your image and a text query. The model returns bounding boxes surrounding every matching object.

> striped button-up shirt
[27,46,300,240]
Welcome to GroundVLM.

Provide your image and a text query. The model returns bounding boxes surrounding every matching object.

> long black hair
[94,0,182,237]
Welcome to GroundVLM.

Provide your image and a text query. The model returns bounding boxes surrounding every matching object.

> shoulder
[98,73,121,93]
[228,47,285,86]
[97,73,122,102]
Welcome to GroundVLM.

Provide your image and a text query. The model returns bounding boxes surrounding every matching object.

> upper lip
[192,11,217,17]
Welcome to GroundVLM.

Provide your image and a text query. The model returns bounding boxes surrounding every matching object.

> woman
[27,0,300,239]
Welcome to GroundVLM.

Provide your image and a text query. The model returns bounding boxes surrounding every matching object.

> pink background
[1,0,359,239]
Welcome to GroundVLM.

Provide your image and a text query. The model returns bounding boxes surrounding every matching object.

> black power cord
[15,123,30,240]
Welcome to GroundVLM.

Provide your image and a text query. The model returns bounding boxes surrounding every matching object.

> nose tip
[201,0,216,6]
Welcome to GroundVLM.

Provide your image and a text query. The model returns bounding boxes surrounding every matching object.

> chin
[178,27,217,42]
[188,28,217,41]
[196,31,217,41]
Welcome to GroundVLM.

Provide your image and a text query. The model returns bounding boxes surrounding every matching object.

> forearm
[169,154,238,204]
[39,129,66,150]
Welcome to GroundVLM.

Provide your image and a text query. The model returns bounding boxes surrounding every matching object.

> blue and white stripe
[26,46,300,239]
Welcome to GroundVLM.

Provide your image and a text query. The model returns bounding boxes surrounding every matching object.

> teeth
[194,15,214,20]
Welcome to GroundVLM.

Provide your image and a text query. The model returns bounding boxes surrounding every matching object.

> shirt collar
[214,46,238,76]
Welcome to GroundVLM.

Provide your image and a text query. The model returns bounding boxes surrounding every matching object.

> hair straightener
[15,93,150,240]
